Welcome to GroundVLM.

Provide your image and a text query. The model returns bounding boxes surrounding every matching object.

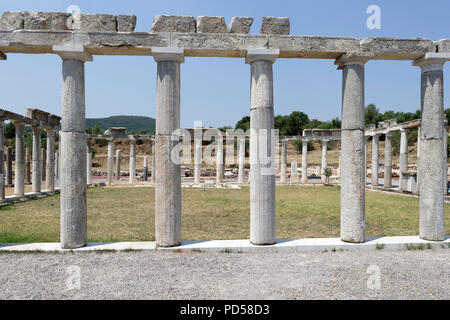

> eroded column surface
[301,139,308,183]
[31,126,41,193]
[384,133,393,188]
[371,134,379,187]
[414,56,446,241]
[216,133,224,184]
[336,53,370,243]
[238,136,246,183]
[57,48,91,249]
[129,138,136,183]
[41,148,46,183]
[153,48,183,247]
[416,126,421,195]
[247,49,278,245]
[399,129,409,191]
[107,139,114,184]
[280,140,287,183]
[55,151,59,188]
[321,140,328,183]
[14,122,25,196]
[143,156,149,181]
[0,120,4,199]
[6,146,12,186]
[86,140,92,185]
[116,149,121,181]
[194,129,202,184]
[46,129,55,191]
[290,161,298,183]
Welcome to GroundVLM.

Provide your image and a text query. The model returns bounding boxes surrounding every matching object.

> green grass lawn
[0,185,449,243]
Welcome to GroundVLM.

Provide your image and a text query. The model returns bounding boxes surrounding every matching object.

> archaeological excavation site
[0,10,449,253]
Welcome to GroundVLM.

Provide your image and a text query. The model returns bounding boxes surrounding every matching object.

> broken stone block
[260,17,290,35]
[23,11,51,30]
[117,15,136,32]
[228,17,253,34]
[73,14,117,32]
[0,12,24,30]
[151,15,196,33]
[196,16,227,33]
[50,12,72,30]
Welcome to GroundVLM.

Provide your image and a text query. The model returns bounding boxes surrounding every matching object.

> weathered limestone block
[0,12,24,30]
[260,17,290,35]
[151,15,196,33]
[228,17,253,34]
[23,11,51,30]
[117,15,136,32]
[50,12,72,30]
[74,14,117,32]
[197,16,227,33]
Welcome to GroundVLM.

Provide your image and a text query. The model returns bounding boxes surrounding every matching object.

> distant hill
[86,116,155,133]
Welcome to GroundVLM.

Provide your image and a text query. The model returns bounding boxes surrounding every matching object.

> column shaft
[32,127,41,193]
[14,122,25,196]
[46,129,55,191]
[116,149,121,181]
[0,120,4,199]
[280,140,287,183]
[86,140,92,185]
[371,135,379,187]
[194,132,202,183]
[216,134,224,184]
[321,141,328,183]
[25,147,31,185]
[399,129,409,191]
[290,161,298,183]
[151,142,155,184]
[6,146,12,186]
[129,139,136,183]
[107,140,114,184]
[238,136,246,183]
[384,133,392,188]
[301,140,308,183]
[143,156,148,181]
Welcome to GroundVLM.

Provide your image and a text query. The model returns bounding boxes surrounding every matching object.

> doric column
[86,139,92,185]
[143,156,149,181]
[384,133,393,188]
[247,49,278,245]
[25,148,31,185]
[194,129,202,184]
[290,161,298,183]
[416,126,421,195]
[335,52,371,243]
[216,132,224,184]
[54,46,92,249]
[55,151,59,189]
[107,139,114,184]
[41,148,46,183]
[46,128,55,191]
[0,119,4,199]
[371,134,380,187]
[129,138,136,183]
[414,54,448,241]
[115,149,121,181]
[280,140,287,183]
[13,122,25,196]
[321,140,328,183]
[31,126,41,193]
[399,128,409,191]
[238,136,246,183]
[6,146,12,186]
[364,136,369,186]
[153,48,184,247]
[301,139,308,183]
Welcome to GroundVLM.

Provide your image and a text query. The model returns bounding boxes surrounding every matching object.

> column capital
[53,45,93,62]
[400,127,409,133]
[245,49,279,65]
[0,52,6,60]
[335,52,373,69]
[152,47,184,63]
[12,121,25,127]
[413,52,450,72]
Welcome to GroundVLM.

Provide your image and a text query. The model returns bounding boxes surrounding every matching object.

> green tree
[235,116,250,132]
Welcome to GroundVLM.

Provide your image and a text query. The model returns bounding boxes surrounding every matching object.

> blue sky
[1,0,450,128]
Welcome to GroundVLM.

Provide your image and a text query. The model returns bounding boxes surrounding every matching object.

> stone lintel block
[260,17,290,35]
[117,15,137,32]
[50,12,72,31]
[228,17,253,34]
[151,15,196,33]
[26,107,50,123]
[74,14,117,32]
[0,12,24,31]
[246,49,279,64]
[196,16,227,33]
[23,11,51,30]
[335,52,373,68]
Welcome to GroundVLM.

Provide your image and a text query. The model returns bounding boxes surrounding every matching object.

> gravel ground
[0,249,449,300]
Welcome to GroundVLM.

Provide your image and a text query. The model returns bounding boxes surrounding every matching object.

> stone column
[116,149,121,181]
[371,134,379,187]
[247,49,278,245]
[216,132,224,184]
[6,146,12,186]
[399,128,409,191]
[14,122,25,196]
[364,136,369,186]
[194,131,202,184]
[335,53,371,243]
[290,161,298,183]
[31,126,41,193]
[46,129,55,191]
[301,139,308,183]
[414,55,447,241]
[151,141,155,184]
[55,47,92,249]
[0,120,4,199]
[416,126,421,195]
[55,151,59,188]
[280,140,287,183]
[86,140,92,185]
[143,156,149,181]
[41,148,46,183]
[107,139,114,184]
[153,48,184,247]
[321,140,328,183]
[25,148,31,185]
[238,136,246,183]
[129,138,136,183]
[384,133,393,188]
[444,121,448,196]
